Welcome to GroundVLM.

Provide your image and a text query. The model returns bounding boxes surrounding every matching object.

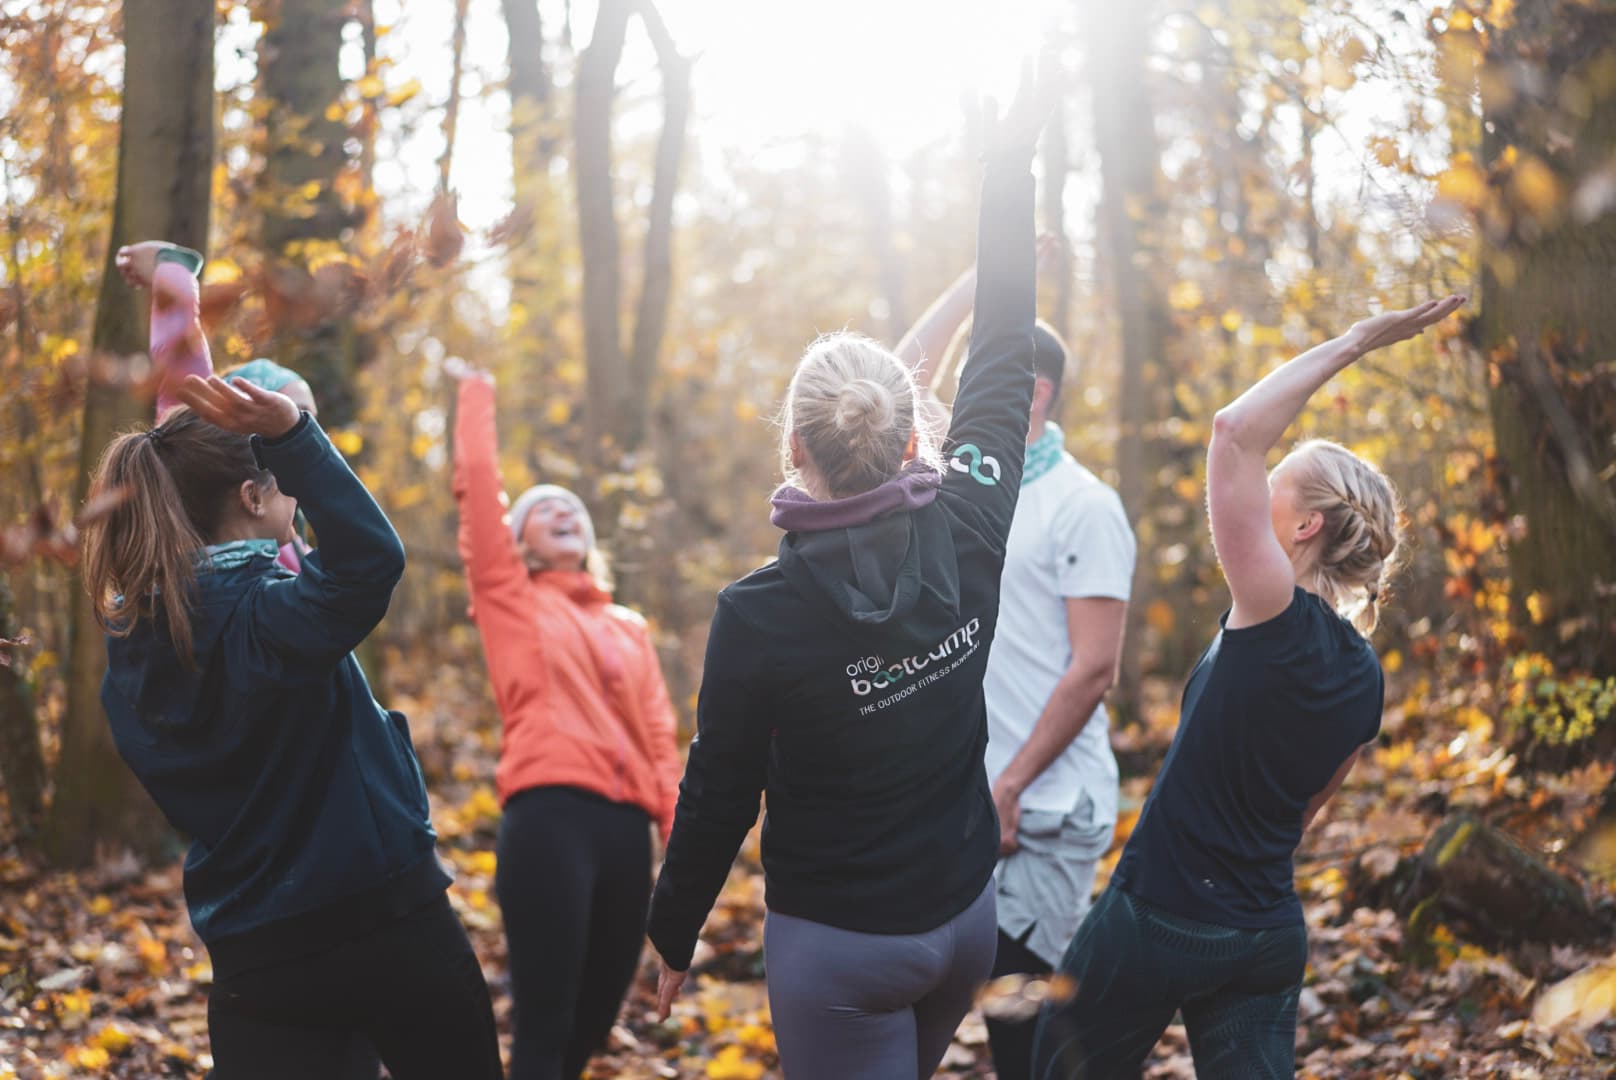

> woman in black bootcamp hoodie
[645,72,1046,1080]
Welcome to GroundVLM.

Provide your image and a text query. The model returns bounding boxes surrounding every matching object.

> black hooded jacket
[647,156,1036,970]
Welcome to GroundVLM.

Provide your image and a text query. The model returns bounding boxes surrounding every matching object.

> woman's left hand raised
[655,958,687,1022]
[175,374,302,439]
[1347,294,1467,356]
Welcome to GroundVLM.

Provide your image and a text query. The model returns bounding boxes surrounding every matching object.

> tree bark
[844,126,908,344]
[1040,37,1072,343]
[1087,0,1170,715]
[259,0,360,425]
[628,0,690,411]
[45,0,213,866]
[574,0,688,457]
[1480,0,1616,675]
[574,0,634,451]
[502,0,555,191]
[438,0,470,194]
[0,576,45,842]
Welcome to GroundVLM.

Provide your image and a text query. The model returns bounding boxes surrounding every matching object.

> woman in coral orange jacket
[452,366,682,1080]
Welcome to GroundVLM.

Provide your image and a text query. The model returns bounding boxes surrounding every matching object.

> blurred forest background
[2,0,1616,1076]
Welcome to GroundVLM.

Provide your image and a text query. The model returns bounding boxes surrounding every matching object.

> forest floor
[4,653,1616,1078]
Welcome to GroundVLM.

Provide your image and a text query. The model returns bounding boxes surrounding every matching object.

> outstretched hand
[654,959,687,1022]
[983,58,1057,163]
[115,241,180,291]
[1347,294,1467,356]
[443,356,493,386]
[174,375,302,439]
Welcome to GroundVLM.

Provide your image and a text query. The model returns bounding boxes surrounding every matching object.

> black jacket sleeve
[646,595,771,971]
[939,155,1037,547]
[244,413,407,671]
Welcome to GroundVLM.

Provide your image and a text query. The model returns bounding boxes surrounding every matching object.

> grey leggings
[764,882,997,1080]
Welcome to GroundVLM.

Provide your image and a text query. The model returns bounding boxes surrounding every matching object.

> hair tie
[145,428,164,446]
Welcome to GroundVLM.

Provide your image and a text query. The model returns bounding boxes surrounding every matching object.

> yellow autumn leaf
[92,1023,132,1055]
[201,257,243,285]
[386,78,423,107]
[1168,280,1203,312]
[466,850,497,876]
[1510,155,1562,219]
[330,429,364,456]
[1145,598,1176,636]
[706,1045,765,1080]
[1533,954,1616,1032]
[1219,309,1242,333]
[136,935,166,975]
[357,74,385,100]
[65,1044,111,1070]
[1383,649,1403,674]
[546,399,572,426]
[1526,592,1548,625]
[1436,160,1489,211]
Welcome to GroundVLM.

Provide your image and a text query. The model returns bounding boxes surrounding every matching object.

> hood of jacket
[104,545,289,737]
[771,464,961,638]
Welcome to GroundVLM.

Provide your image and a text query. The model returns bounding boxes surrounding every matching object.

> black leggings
[985,926,1048,1080]
[496,786,653,1080]
[207,894,501,1080]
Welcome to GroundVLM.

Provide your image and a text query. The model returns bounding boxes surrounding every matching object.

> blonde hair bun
[834,378,897,436]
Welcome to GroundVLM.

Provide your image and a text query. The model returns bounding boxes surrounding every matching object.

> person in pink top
[116,241,316,576]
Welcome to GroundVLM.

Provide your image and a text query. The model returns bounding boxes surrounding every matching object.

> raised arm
[894,266,977,391]
[452,373,527,598]
[895,235,1060,394]
[118,242,215,420]
[1208,295,1465,628]
[175,376,405,668]
[938,71,1048,540]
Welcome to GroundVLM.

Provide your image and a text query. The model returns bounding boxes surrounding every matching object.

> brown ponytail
[81,409,275,665]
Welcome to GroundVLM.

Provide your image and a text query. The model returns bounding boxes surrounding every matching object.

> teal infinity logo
[950,443,1001,486]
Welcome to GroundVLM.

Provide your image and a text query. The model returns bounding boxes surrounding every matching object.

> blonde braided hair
[1279,439,1402,635]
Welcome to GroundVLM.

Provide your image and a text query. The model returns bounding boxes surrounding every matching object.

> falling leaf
[425,191,466,268]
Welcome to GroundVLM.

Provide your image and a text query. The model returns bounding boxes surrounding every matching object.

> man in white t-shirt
[897,264,1135,1080]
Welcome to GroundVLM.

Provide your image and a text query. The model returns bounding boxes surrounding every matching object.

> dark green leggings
[1032,886,1306,1080]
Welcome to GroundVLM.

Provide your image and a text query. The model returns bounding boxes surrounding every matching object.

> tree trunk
[844,126,908,344]
[574,0,688,457]
[627,0,690,413]
[1480,0,1616,675]
[438,0,470,194]
[0,576,45,842]
[260,0,360,426]
[502,0,555,193]
[574,0,634,452]
[1087,0,1170,715]
[44,0,213,866]
[1395,814,1607,951]
[1040,37,1072,343]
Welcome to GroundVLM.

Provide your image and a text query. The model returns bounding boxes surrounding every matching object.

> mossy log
[1395,813,1608,947]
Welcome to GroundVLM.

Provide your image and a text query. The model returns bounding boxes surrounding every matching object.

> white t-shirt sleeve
[1053,488,1136,601]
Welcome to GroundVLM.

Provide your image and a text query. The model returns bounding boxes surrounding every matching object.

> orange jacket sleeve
[452,378,534,690]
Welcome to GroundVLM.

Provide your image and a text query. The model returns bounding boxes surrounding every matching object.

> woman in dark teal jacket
[83,374,500,1080]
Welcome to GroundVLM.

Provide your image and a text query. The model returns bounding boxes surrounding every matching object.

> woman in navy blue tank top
[1032,294,1466,1080]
